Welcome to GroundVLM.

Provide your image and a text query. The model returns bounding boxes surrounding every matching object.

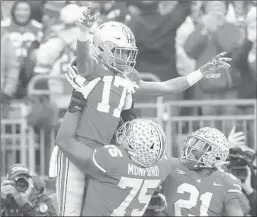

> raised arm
[75,6,100,77]
[136,52,232,97]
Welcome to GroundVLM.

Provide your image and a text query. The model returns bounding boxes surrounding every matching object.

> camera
[14,177,29,192]
[227,147,256,182]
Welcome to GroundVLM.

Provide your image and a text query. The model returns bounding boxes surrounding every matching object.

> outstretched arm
[136,52,232,97]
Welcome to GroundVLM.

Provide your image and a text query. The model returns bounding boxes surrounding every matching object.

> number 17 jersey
[76,63,132,149]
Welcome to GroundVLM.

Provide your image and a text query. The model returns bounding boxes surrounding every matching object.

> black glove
[68,89,87,113]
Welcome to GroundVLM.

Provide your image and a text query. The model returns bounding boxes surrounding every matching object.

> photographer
[227,127,257,216]
[1,164,56,216]
[228,147,257,216]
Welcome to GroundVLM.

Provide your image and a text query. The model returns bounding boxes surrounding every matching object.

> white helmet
[91,21,138,74]
[181,127,229,169]
[116,119,167,167]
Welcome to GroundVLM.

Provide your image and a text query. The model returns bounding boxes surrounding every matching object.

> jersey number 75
[112,177,161,216]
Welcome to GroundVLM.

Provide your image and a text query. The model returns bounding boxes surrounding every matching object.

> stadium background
[1,0,256,197]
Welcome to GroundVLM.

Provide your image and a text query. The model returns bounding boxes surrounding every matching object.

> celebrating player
[56,109,171,216]
[52,5,232,216]
[162,127,244,216]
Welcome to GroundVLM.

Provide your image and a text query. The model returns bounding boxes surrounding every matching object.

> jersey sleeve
[87,145,119,179]
[224,174,243,204]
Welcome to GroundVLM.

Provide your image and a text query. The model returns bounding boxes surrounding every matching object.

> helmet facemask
[100,41,138,75]
[181,131,229,170]
[116,119,166,167]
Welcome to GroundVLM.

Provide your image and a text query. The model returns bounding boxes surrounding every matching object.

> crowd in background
[1,0,256,157]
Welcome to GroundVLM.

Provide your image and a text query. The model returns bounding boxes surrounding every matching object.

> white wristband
[78,29,89,42]
[186,69,204,86]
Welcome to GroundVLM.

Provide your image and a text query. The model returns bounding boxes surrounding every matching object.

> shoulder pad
[31,19,43,29]
[1,19,11,27]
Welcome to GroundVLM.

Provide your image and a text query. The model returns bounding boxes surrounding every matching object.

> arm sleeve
[224,182,243,204]
[76,40,92,77]
[86,147,114,180]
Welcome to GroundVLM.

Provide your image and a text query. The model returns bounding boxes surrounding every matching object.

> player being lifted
[57,105,244,216]
[52,5,232,216]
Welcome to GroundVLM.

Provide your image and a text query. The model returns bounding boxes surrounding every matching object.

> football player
[56,109,171,216]
[162,127,244,216]
[53,5,232,216]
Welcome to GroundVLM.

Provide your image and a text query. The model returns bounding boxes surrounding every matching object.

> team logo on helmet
[116,119,167,167]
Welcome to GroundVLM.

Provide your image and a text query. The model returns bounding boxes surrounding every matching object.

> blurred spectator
[1,33,20,118]
[184,1,244,134]
[29,0,45,23]
[127,1,191,107]
[176,1,204,76]
[1,163,56,216]
[127,1,191,82]
[41,1,68,40]
[1,0,43,99]
[104,1,131,23]
[232,6,256,148]
[35,4,80,82]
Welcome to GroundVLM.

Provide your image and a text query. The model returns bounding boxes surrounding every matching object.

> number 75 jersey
[162,158,243,216]
[76,63,139,148]
[83,145,171,216]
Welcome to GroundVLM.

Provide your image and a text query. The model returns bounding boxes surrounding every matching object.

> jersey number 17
[97,76,128,118]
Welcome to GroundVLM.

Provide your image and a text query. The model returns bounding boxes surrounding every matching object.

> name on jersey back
[128,164,160,177]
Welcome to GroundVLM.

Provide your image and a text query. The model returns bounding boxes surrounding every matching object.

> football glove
[76,4,100,30]
[66,65,101,99]
[65,64,86,90]
[200,52,232,78]
[68,89,87,113]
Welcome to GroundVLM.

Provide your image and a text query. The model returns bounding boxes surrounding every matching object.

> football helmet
[91,21,138,74]
[116,119,167,167]
[181,127,229,170]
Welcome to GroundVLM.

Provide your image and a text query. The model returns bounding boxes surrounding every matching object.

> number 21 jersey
[162,158,243,216]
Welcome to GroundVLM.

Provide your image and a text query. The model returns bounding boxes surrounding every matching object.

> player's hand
[241,166,254,195]
[65,64,88,90]
[155,193,168,212]
[76,4,100,31]
[200,52,232,78]
[227,126,246,148]
[66,65,101,99]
